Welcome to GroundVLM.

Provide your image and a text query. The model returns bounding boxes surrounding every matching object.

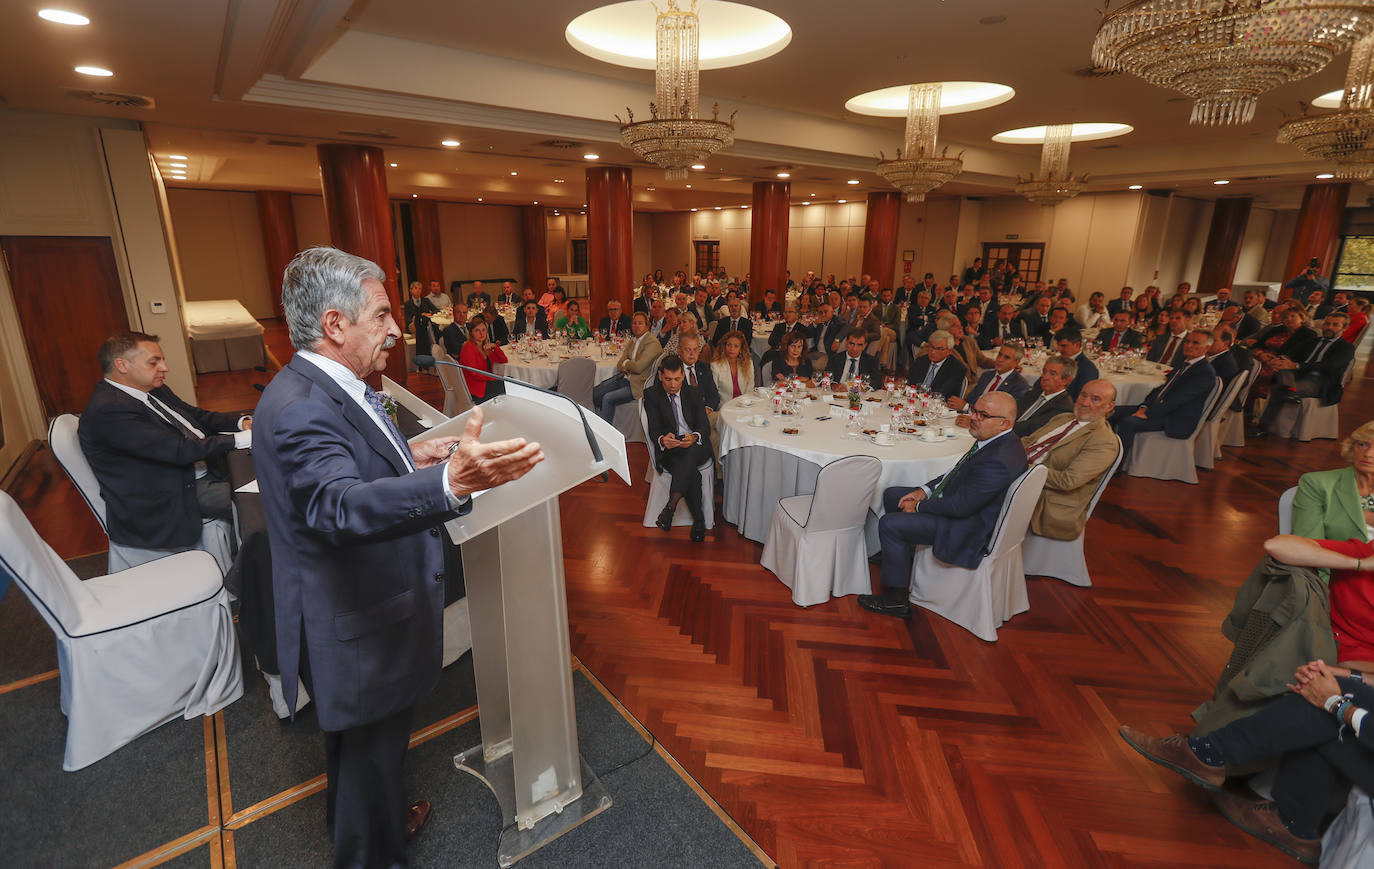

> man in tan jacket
[594,310,663,422]
[1021,379,1121,540]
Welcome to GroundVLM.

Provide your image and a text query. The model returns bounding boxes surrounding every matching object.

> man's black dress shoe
[690,522,705,543]
[857,593,910,618]
[655,505,674,532]
[406,799,433,840]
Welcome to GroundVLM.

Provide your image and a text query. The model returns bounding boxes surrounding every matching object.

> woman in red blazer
[458,317,508,403]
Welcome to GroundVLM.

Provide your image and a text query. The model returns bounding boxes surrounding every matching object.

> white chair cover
[908,464,1048,642]
[1195,372,1248,470]
[1215,361,1258,454]
[48,414,235,574]
[1278,485,1297,535]
[1124,379,1223,484]
[613,401,647,445]
[555,357,596,410]
[1022,437,1123,587]
[639,400,714,529]
[1269,357,1354,442]
[0,490,243,771]
[432,348,474,417]
[760,455,882,607]
[1321,786,1373,868]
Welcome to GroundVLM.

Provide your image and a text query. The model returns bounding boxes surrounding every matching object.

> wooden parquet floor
[11,318,1371,866]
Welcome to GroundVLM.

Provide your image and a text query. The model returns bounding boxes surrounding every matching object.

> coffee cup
[942,425,958,438]
[739,397,755,407]
[752,414,766,426]
[920,429,939,442]
[874,432,896,446]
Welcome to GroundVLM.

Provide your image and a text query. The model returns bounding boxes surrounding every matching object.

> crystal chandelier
[1092,0,1374,126]
[1278,32,1374,178]
[875,83,963,202]
[617,0,735,180]
[1014,124,1087,206]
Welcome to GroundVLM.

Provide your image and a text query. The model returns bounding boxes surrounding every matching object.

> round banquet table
[717,391,973,549]
[750,321,775,357]
[983,349,1168,407]
[494,340,619,389]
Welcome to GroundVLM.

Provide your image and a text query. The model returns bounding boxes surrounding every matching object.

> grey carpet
[0,551,109,685]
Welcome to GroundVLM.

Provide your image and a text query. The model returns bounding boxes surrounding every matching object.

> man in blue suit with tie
[858,391,1028,618]
[254,247,543,869]
[1056,328,1098,400]
[1110,329,1218,461]
[948,344,1031,411]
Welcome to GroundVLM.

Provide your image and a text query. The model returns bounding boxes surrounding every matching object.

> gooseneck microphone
[412,355,605,466]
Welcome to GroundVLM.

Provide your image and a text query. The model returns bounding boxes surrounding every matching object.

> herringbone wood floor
[12,320,1368,867]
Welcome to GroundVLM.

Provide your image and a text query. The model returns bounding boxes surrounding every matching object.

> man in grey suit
[1013,357,1077,437]
[254,247,542,869]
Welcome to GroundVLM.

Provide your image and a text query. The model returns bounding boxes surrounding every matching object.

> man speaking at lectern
[254,247,543,869]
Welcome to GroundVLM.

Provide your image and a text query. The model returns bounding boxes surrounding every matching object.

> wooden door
[981,242,1046,284]
[2,236,128,417]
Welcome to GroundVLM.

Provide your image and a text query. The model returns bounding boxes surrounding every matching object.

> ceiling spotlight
[554,178,566,183]
[441,139,461,147]
[533,201,538,205]
[685,184,692,188]
[39,9,89,25]
[691,163,706,170]
[690,208,698,211]
[1128,184,1143,190]
[740,204,748,208]
[714,206,722,210]
[846,179,859,185]
[582,203,587,207]
[168,154,187,160]
[477,197,483,201]
[411,194,418,198]
[510,171,518,176]
[809,193,816,197]
[389,162,398,168]
[169,161,186,168]
[583,153,600,160]
[837,199,847,203]
[1213,179,1230,185]
[802,201,811,205]
[776,172,790,178]
[75,66,113,77]
[1316,173,1336,179]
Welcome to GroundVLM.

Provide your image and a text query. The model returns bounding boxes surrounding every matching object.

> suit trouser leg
[1111,410,1165,461]
[662,444,710,521]
[877,501,942,590]
[1259,373,1323,427]
[195,478,233,521]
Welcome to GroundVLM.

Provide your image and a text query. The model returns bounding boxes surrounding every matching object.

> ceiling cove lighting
[1317,173,1337,179]
[775,171,790,178]
[1128,184,1143,189]
[75,65,113,77]
[38,9,89,25]
[583,153,600,160]
[167,154,187,160]
[846,179,859,185]
[441,139,461,147]
[389,162,398,167]
[1213,179,1231,185]
[691,163,706,170]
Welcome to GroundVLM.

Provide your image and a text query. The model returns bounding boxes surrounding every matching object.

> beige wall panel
[1262,210,1299,284]
[290,194,330,250]
[651,211,692,277]
[436,201,523,283]
[166,189,275,318]
[633,211,654,281]
[1234,207,1275,285]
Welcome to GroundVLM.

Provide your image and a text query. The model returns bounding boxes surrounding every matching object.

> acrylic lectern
[410,381,631,866]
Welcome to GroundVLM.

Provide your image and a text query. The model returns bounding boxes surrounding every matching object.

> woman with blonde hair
[711,330,755,400]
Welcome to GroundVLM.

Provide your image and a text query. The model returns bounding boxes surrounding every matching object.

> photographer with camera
[1284,257,1330,307]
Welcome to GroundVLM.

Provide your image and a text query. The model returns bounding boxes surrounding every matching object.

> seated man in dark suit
[857,391,1027,618]
[465,280,492,309]
[643,355,713,543]
[440,302,470,357]
[949,344,1031,411]
[597,299,631,338]
[979,303,1018,348]
[1312,289,1351,320]
[826,330,881,385]
[1202,286,1240,313]
[1016,296,1054,342]
[1110,330,1218,459]
[754,288,784,318]
[494,280,521,307]
[768,306,804,349]
[511,300,548,339]
[1257,313,1356,432]
[481,307,510,345]
[1012,357,1076,437]
[1106,286,1135,318]
[1055,328,1098,400]
[711,298,751,345]
[1098,311,1143,352]
[1205,325,1242,393]
[78,330,252,553]
[906,330,967,398]
[1147,311,1191,365]
[1219,302,1263,342]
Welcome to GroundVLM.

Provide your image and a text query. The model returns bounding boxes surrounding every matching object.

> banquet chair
[1268,356,1357,442]
[0,489,243,771]
[1123,379,1223,484]
[760,455,881,607]
[48,414,235,575]
[907,464,1048,641]
[1022,437,1123,587]
[432,348,475,417]
[1216,360,1258,453]
[555,357,596,410]
[1278,486,1297,535]
[638,400,714,529]
[1194,372,1249,470]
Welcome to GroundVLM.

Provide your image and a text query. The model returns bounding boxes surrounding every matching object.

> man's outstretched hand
[446,406,544,497]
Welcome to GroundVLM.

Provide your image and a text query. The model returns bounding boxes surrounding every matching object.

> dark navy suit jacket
[1141,357,1218,438]
[253,355,467,730]
[1065,352,1099,399]
[964,368,1031,404]
[917,431,1028,569]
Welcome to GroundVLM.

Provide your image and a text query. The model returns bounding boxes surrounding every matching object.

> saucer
[746,419,770,428]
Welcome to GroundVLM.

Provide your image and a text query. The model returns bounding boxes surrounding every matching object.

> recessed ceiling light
[477,197,483,201]
[533,201,538,205]
[690,207,698,211]
[837,199,847,203]
[776,172,790,178]
[389,162,398,167]
[802,201,811,206]
[75,65,113,77]
[714,206,722,210]
[685,184,692,188]
[1316,173,1336,179]
[582,203,587,207]
[39,9,89,25]
[441,139,461,147]
[583,153,600,160]
[846,179,859,185]
[554,178,566,183]
[510,171,518,176]
[1128,184,1143,190]
[740,205,748,208]
[1213,179,1230,185]
[170,173,186,178]
[691,163,706,170]
[809,192,815,197]
[167,154,187,160]
[412,193,418,198]
[169,162,187,169]
[846,81,1016,116]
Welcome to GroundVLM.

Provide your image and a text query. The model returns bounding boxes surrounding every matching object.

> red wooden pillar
[521,205,548,295]
[255,190,297,318]
[749,180,790,306]
[411,198,444,289]
[861,192,902,292]
[586,166,634,316]
[316,143,404,384]
[1282,182,1350,299]
[1196,197,1252,297]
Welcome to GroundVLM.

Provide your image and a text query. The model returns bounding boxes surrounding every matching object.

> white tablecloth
[751,321,776,357]
[717,392,971,544]
[494,342,619,389]
[184,300,264,340]
[984,350,1167,407]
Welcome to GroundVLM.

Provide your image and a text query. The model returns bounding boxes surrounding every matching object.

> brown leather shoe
[1117,726,1225,790]
[405,799,432,841]
[1210,790,1320,865]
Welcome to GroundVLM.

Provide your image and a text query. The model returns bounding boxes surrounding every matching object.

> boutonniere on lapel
[378,391,398,426]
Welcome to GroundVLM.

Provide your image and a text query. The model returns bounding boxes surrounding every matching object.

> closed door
[2,236,128,417]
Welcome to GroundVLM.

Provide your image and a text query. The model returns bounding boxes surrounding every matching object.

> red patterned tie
[1027,422,1078,463]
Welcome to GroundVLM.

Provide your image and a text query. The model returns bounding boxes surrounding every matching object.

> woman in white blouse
[711,330,756,401]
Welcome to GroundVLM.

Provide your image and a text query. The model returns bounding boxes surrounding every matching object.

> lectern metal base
[454,746,613,867]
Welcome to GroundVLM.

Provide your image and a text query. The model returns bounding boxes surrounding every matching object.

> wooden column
[586,166,634,315]
[316,143,404,384]
[521,205,548,294]
[749,180,790,306]
[411,198,444,288]
[1196,197,1252,297]
[255,190,297,319]
[1282,182,1350,299]
[861,191,902,292]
